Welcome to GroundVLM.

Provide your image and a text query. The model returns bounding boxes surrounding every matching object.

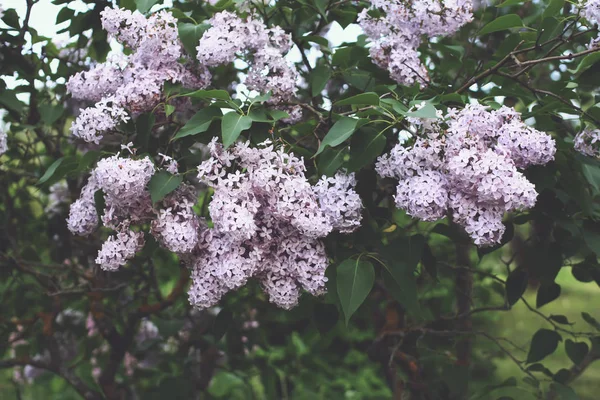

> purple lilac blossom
[358,0,473,86]
[376,103,556,247]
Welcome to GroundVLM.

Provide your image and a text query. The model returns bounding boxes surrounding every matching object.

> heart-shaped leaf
[337,258,375,325]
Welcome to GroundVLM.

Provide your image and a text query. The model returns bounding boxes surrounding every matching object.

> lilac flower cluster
[376,103,556,246]
[574,128,600,157]
[67,155,155,269]
[67,7,210,143]
[358,0,473,86]
[196,12,299,108]
[186,139,362,309]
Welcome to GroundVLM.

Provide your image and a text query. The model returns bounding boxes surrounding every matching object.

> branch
[496,71,600,126]
[456,41,525,93]
[135,266,189,316]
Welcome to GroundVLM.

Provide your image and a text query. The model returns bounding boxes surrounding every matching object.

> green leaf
[335,92,380,107]
[496,0,527,7]
[404,102,440,119]
[565,339,589,365]
[37,156,78,187]
[303,35,329,47]
[135,0,159,13]
[475,377,517,399]
[247,109,272,123]
[505,268,528,306]
[151,318,185,338]
[1,8,20,29]
[221,112,252,148]
[313,303,339,334]
[135,112,155,151]
[315,117,365,156]
[184,89,231,101]
[39,104,63,125]
[78,150,102,172]
[165,104,175,117]
[37,158,65,185]
[549,315,572,325]
[549,382,578,400]
[381,235,424,317]
[0,91,26,113]
[318,147,346,177]
[248,92,272,104]
[536,283,561,308]
[337,259,375,325]
[527,363,554,377]
[268,109,290,121]
[581,312,600,330]
[381,98,409,114]
[526,329,562,363]
[173,107,222,140]
[569,52,600,75]
[56,7,74,24]
[347,127,387,172]
[213,309,233,341]
[208,371,245,397]
[543,0,564,19]
[310,65,332,97]
[148,171,183,204]
[479,14,524,35]
[331,8,357,28]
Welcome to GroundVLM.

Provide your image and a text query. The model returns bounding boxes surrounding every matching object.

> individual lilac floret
[96,229,145,271]
[375,103,555,247]
[358,0,473,86]
[314,172,363,233]
[574,129,600,158]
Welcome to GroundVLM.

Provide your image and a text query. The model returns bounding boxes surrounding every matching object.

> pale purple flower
[358,0,473,86]
[67,174,100,236]
[314,172,363,233]
[375,103,555,246]
[188,141,358,309]
[574,129,600,158]
[96,229,145,271]
[70,98,130,144]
